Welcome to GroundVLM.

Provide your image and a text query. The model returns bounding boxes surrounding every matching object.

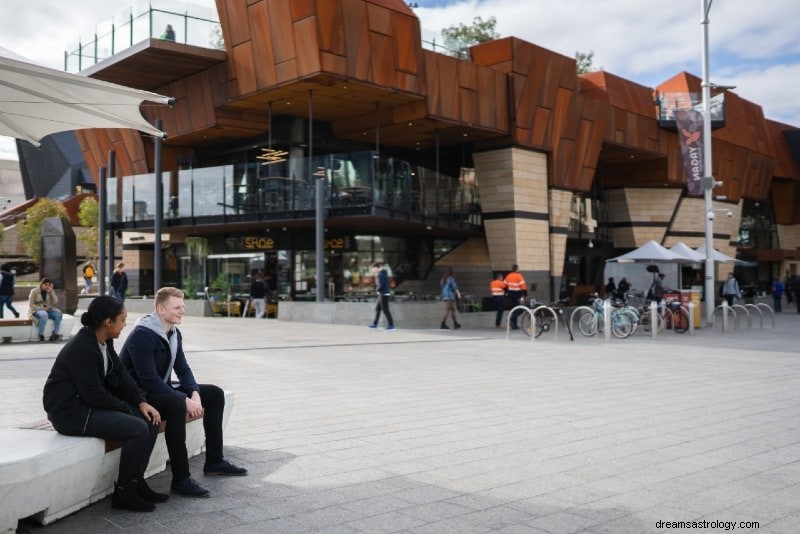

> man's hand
[185,392,203,418]
[139,402,161,425]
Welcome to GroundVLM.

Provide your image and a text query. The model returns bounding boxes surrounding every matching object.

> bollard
[722,301,729,332]
[603,300,611,341]
[687,302,695,335]
[650,300,658,340]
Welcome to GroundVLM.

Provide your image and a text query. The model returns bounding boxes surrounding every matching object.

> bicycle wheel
[520,312,533,336]
[639,308,663,334]
[578,310,598,336]
[671,307,690,334]
[610,312,634,338]
[534,313,547,338]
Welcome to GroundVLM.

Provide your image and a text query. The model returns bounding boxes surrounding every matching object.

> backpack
[84,265,95,278]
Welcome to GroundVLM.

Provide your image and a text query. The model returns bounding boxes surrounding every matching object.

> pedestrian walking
[368,262,395,330]
[110,262,128,303]
[771,278,784,312]
[249,273,267,318]
[0,269,20,318]
[722,272,740,307]
[439,267,461,330]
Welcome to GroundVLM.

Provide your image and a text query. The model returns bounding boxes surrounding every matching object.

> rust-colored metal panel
[367,2,391,35]
[293,16,322,76]
[320,51,347,73]
[392,12,420,76]
[315,0,346,55]
[249,1,279,88]
[276,59,300,84]
[470,37,513,70]
[268,0,298,65]
[231,42,258,95]
[291,0,315,21]
[772,179,799,224]
[368,33,396,87]
[430,55,460,119]
[342,0,371,80]
[219,0,251,47]
[459,87,479,125]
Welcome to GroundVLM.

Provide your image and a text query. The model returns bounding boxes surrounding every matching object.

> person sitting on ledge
[120,287,247,499]
[28,278,62,342]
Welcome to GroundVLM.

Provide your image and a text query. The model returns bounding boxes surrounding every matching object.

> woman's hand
[139,402,161,425]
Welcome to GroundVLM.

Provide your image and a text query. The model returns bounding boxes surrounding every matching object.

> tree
[441,16,500,57]
[77,196,99,260]
[17,198,69,265]
[575,51,594,74]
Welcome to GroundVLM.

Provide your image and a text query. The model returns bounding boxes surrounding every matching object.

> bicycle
[576,294,634,338]
[520,298,574,340]
[660,298,690,334]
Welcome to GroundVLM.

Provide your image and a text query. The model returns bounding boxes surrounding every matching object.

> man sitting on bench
[120,287,247,499]
[28,278,62,342]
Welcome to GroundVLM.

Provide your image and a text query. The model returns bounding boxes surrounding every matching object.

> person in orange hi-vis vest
[503,264,528,329]
[489,273,507,328]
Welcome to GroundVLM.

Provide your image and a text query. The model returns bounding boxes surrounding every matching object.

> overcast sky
[1,0,798,161]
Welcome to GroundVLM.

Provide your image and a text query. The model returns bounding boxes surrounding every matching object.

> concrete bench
[0,315,75,344]
[0,390,234,533]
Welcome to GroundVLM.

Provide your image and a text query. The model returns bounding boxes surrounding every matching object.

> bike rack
[755,303,776,328]
[744,304,764,328]
[507,305,535,342]
[712,303,738,332]
[570,306,595,337]
[730,304,751,329]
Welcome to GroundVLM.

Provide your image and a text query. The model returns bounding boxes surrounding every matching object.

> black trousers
[506,291,523,327]
[84,407,159,484]
[147,384,225,481]
[493,295,505,326]
[373,294,394,327]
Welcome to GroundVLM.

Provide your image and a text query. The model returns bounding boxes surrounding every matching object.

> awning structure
[606,240,688,263]
[669,242,705,262]
[0,46,172,147]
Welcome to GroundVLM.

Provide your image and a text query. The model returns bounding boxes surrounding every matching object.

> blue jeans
[33,309,62,336]
[0,295,18,318]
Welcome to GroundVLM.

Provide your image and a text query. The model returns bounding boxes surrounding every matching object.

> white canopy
[607,240,688,263]
[669,242,705,262]
[0,46,172,147]
[693,243,738,263]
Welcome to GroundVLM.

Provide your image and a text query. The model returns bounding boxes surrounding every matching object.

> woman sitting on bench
[42,296,167,513]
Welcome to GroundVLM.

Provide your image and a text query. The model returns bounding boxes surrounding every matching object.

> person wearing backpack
[83,262,96,294]
[721,272,740,306]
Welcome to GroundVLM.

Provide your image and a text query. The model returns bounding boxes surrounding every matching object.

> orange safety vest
[504,271,527,292]
[490,279,506,296]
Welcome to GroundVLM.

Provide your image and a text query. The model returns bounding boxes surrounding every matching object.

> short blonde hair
[155,286,184,306]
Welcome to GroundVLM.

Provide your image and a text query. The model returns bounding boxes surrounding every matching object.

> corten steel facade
[72,0,800,301]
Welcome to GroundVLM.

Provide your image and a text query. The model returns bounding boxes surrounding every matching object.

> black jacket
[43,327,146,435]
[0,270,14,296]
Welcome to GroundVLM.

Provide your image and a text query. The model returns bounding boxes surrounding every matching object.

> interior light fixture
[588,239,594,249]
[257,148,288,165]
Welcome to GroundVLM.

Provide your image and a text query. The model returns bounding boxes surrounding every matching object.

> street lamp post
[701,0,716,326]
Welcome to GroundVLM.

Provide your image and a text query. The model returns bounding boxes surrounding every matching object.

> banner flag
[675,109,705,196]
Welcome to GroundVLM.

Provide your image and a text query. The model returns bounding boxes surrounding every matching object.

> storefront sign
[243,237,276,250]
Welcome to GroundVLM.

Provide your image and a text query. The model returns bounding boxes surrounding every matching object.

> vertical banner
[675,109,705,196]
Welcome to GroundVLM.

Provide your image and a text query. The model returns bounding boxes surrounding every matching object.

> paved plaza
[1,307,799,533]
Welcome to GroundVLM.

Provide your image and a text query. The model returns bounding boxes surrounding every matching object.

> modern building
[49,0,800,302]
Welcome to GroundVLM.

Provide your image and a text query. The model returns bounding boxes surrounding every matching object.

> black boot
[440,322,449,329]
[453,321,461,330]
[137,478,170,503]
[111,481,156,512]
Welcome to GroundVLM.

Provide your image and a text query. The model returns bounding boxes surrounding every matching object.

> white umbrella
[606,240,687,263]
[0,47,171,147]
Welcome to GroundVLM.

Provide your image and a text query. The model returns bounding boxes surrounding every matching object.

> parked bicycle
[577,293,634,338]
[520,298,574,340]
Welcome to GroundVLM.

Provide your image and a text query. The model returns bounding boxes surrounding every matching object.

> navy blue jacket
[119,316,199,400]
